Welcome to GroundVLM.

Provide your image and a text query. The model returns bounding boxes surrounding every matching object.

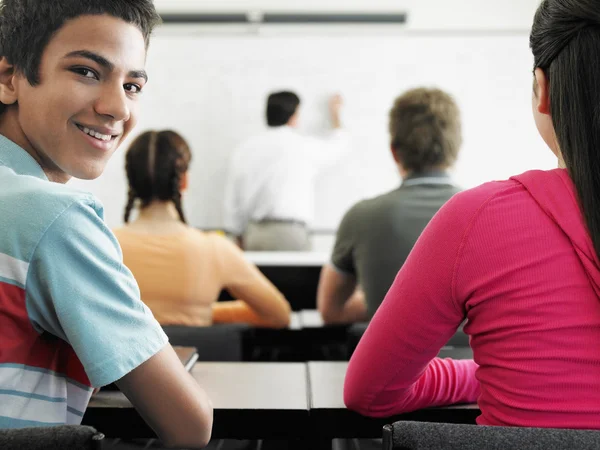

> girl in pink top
[344,0,600,429]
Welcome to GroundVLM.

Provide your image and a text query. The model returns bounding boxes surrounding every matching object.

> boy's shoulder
[0,163,100,217]
[0,164,103,262]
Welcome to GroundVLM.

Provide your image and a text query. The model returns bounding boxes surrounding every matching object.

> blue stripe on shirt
[66,406,84,417]
[0,363,93,391]
[0,275,24,289]
[0,389,67,403]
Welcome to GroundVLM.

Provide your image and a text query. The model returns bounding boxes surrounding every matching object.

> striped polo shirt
[0,135,168,428]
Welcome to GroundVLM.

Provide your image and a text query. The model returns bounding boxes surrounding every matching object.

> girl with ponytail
[114,130,291,329]
[345,0,600,428]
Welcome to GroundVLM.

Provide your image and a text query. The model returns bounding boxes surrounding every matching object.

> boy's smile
[74,122,121,151]
[0,14,148,183]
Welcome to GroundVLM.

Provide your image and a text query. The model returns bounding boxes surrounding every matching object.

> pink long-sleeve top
[344,169,600,429]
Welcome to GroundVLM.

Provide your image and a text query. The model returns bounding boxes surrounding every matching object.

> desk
[308,361,479,439]
[219,253,326,310]
[245,310,348,361]
[245,251,329,267]
[299,309,325,328]
[84,362,309,440]
[246,253,327,311]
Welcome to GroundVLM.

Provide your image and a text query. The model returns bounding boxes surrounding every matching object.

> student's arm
[317,265,368,324]
[26,200,213,447]
[318,203,367,324]
[116,345,213,448]
[304,94,350,169]
[212,237,291,328]
[344,191,484,417]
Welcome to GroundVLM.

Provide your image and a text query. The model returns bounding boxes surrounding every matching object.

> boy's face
[5,14,147,182]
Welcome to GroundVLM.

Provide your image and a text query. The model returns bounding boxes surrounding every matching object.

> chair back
[0,425,103,450]
[162,323,249,361]
[382,421,600,450]
[347,322,369,358]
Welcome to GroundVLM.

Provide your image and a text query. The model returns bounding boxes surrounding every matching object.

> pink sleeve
[343,185,501,417]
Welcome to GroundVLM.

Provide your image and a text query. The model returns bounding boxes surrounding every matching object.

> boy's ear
[0,57,19,107]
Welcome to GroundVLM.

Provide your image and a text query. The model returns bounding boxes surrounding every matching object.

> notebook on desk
[102,346,198,391]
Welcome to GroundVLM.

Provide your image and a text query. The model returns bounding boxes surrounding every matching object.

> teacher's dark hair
[266,91,300,127]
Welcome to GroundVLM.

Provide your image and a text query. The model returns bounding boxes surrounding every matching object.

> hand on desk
[212,299,290,328]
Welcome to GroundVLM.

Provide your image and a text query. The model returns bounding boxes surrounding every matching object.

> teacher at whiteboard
[224,91,348,251]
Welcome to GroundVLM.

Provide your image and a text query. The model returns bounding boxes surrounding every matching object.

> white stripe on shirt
[0,391,68,424]
[0,252,28,287]
[0,365,91,419]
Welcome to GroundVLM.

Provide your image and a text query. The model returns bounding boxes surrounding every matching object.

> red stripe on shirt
[0,281,90,386]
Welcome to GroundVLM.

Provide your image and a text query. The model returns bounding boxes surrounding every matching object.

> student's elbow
[343,361,394,418]
[271,297,292,328]
[318,302,341,325]
[320,311,338,325]
[343,381,372,416]
[344,371,419,418]
[344,383,404,418]
[160,401,214,448]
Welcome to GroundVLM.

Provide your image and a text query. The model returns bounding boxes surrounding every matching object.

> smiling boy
[0,1,212,447]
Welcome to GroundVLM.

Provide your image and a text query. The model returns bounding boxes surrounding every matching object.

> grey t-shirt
[331,173,461,318]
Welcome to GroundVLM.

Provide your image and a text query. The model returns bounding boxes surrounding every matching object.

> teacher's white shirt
[224,126,349,236]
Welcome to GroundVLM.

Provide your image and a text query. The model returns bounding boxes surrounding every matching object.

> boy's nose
[94,84,131,123]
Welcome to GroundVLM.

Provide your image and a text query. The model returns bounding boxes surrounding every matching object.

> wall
[69,0,554,233]
[154,0,541,31]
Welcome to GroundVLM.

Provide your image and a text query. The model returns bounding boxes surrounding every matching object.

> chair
[382,421,600,450]
[445,324,469,347]
[162,323,249,361]
[347,322,369,358]
[0,425,104,450]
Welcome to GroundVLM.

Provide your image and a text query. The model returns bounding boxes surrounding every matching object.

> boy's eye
[71,67,99,80]
[124,83,143,94]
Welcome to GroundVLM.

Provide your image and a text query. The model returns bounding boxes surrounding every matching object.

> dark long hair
[124,130,192,223]
[530,0,600,259]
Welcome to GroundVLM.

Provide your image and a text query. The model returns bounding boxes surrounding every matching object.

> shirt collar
[401,170,453,187]
[0,134,48,180]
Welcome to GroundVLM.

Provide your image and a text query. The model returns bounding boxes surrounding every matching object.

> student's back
[224,92,348,250]
[320,88,462,324]
[347,169,600,428]
[117,130,291,328]
[333,178,460,317]
[115,227,223,326]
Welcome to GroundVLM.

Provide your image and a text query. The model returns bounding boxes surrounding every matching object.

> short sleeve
[25,199,168,387]
[331,203,362,276]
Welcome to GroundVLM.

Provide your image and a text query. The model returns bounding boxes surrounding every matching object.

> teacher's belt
[252,218,307,227]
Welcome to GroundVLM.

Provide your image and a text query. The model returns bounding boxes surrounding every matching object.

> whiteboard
[70,30,556,230]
